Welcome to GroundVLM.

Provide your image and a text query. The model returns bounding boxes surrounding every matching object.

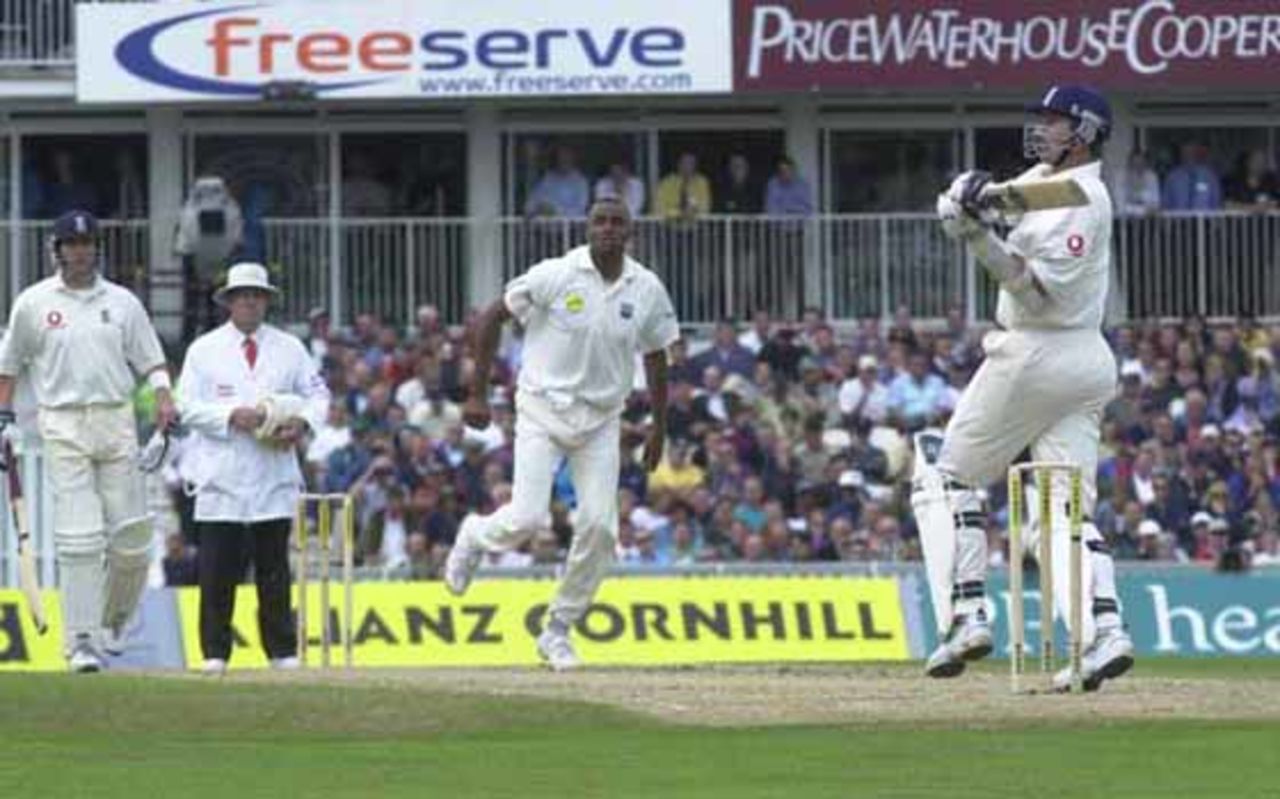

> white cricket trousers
[939,327,1120,644]
[939,327,1116,508]
[38,403,147,652]
[468,390,621,628]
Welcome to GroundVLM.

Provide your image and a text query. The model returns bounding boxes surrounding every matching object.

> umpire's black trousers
[197,519,297,662]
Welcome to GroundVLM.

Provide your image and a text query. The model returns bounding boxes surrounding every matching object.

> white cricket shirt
[997,160,1112,331]
[0,273,165,407]
[504,245,679,414]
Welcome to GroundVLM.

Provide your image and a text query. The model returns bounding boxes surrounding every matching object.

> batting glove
[936,193,982,241]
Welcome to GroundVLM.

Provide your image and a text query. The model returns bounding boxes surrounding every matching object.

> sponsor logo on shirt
[620,301,634,319]
[45,310,65,329]
[101,309,112,324]
[1066,234,1085,256]
[215,383,236,398]
[565,292,585,313]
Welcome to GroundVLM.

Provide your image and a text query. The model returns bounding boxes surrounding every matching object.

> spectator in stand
[1162,142,1223,211]
[717,153,762,214]
[759,327,808,383]
[1224,149,1279,212]
[304,307,331,369]
[694,366,733,424]
[764,156,814,216]
[689,320,756,380]
[649,438,705,500]
[594,160,646,217]
[1114,150,1162,215]
[738,309,773,354]
[525,145,590,218]
[656,152,712,220]
[887,350,947,431]
[342,152,393,217]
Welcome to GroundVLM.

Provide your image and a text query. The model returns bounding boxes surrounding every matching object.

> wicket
[1007,462,1084,694]
[294,493,356,668]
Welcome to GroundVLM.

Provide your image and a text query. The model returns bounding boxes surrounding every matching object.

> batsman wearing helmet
[0,210,177,672]
[913,86,1133,691]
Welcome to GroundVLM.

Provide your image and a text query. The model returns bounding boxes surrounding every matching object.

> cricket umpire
[0,209,176,672]
[177,262,328,674]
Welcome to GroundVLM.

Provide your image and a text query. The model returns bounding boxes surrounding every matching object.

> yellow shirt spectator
[655,152,712,219]
[649,441,706,496]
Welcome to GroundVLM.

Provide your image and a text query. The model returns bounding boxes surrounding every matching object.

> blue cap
[1026,85,1111,141]
[52,210,99,241]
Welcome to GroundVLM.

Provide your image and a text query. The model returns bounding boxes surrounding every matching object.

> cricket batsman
[0,210,176,672]
[912,86,1133,691]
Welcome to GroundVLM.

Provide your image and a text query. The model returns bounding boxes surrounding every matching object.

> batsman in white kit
[912,85,1134,691]
[446,198,679,670]
[0,210,177,672]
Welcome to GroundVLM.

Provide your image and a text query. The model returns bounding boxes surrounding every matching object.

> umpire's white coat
[178,322,329,523]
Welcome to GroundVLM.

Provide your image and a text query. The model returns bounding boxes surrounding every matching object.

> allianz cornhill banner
[175,575,911,668]
[916,566,1280,658]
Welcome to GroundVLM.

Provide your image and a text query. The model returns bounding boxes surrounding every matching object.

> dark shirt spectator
[1224,149,1280,212]
[716,154,762,214]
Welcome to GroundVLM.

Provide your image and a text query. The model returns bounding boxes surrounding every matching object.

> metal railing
[0,0,148,68]
[3,212,1279,332]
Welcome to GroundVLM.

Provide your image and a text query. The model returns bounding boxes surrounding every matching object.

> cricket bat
[3,439,47,635]
[978,178,1088,213]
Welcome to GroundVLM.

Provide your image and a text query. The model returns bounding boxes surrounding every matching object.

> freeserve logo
[88,2,722,101]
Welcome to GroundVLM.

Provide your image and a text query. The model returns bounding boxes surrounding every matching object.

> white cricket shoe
[536,627,581,672]
[444,515,484,596]
[68,634,104,674]
[202,658,228,677]
[102,626,128,657]
[925,611,994,678]
[1053,628,1135,693]
[269,656,301,670]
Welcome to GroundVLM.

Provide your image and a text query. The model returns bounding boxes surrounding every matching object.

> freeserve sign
[76,1,731,103]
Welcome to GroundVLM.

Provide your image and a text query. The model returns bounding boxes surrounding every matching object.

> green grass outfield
[3,659,1277,799]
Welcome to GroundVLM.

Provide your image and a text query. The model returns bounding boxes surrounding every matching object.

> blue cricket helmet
[52,209,99,242]
[1026,85,1112,145]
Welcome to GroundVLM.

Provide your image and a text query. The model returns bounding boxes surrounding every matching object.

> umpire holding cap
[177,262,329,675]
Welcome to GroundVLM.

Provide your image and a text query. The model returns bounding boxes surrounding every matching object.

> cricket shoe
[444,514,484,596]
[1053,628,1135,693]
[102,625,128,657]
[536,627,581,672]
[68,634,105,674]
[202,658,228,677]
[269,656,301,670]
[925,610,994,678]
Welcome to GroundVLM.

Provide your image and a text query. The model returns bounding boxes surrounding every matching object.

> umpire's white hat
[215,261,280,304]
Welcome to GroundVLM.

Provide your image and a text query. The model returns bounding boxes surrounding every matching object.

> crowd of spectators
[1112,145,1279,214]
[522,144,813,220]
[158,305,1280,585]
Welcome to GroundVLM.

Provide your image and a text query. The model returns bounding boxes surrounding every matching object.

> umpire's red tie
[242,336,257,369]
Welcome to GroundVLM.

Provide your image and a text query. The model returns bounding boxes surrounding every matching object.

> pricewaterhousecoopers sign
[735,0,1280,91]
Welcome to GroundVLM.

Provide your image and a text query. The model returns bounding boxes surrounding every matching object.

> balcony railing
[0,0,148,68]
[3,212,1279,332]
